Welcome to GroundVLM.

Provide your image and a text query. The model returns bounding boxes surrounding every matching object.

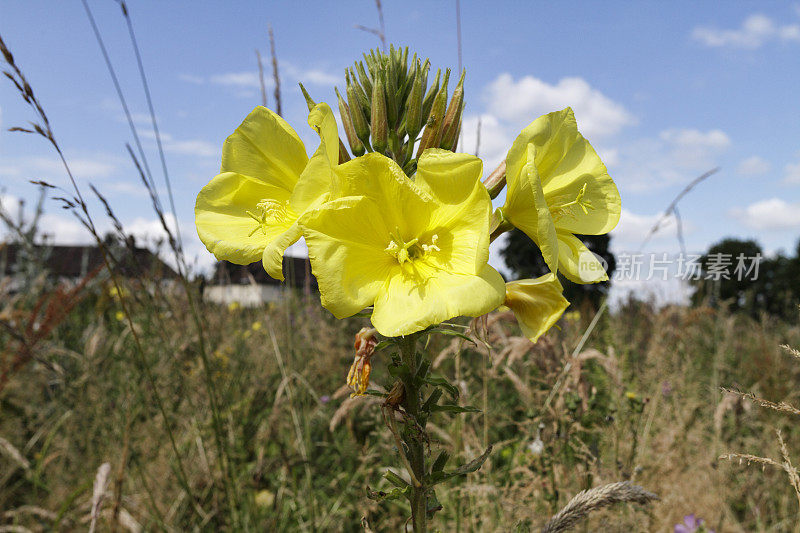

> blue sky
[1,1,799,298]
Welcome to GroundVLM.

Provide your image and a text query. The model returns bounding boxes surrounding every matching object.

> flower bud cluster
[333,45,465,175]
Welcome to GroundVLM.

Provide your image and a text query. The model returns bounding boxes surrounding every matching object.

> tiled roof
[0,242,178,279]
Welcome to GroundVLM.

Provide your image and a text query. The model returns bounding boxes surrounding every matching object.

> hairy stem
[397,334,427,533]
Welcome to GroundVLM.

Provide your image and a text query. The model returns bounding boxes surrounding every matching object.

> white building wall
[204,284,284,307]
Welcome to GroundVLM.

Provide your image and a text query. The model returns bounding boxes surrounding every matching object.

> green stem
[397,334,428,533]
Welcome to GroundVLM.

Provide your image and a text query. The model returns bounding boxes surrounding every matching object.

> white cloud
[459,113,512,173]
[1,193,91,244]
[0,193,21,223]
[210,71,261,89]
[282,63,339,86]
[610,209,681,252]
[189,62,339,93]
[126,213,179,245]
[483,74,635,138]
[163,139,219,158]
[784,161,800,184]
[659,128,730,169]
[31,156,117,180]
[39,213,91,244]
[140,131,219,158]
[614,129,729,192]
[731,198,800,230]
[692,13,800,49]
[178,73,205,85]
[737,155,771,176]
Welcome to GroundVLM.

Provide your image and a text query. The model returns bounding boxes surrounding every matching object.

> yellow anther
[385,231,439,267]
[421,234,440,253]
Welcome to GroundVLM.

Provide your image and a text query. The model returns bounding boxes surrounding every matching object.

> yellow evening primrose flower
[195,103,338,280]
[504,273,569,342]
[501,107,620,284]
[299,149,506,337]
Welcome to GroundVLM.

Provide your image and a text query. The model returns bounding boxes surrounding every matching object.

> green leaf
[431,450,450,473]
[366,485,410,503]
[421,388,443,412]
[429,445,493,485]
[374,339,395,351]
[426,327,476,346]
[424,375,459,399]
[384,469,410,489]
[414,358,431,386]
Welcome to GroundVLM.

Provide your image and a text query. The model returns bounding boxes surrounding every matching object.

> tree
[500,229,616,310]
[691,237,800,320]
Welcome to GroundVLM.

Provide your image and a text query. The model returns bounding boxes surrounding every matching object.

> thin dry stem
[268,25,281,116]
[722,387,800,417]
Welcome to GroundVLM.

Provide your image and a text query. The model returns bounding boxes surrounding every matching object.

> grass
[1,270,799,531]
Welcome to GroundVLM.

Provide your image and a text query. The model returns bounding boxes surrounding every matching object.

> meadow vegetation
[1,262,799,531]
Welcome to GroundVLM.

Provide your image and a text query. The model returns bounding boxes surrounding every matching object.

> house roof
[0,242,179,279]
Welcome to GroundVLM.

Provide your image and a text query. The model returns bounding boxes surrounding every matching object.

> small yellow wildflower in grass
[227,301,240,312]
[501,107,621,283]
[114,311,125,322]
[299,150,505,337]
[254,489,275,508]
[503,274,570,342]
[195,103,338,280]
[251,321,262,331]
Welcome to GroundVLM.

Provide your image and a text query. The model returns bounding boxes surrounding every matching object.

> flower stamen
[247,199,292,236]
[550,183,592,221]
[385,229,440,267]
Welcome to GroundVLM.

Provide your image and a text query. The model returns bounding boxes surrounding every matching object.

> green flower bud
[349,68,371,119]
[416,69,450,158]
[346,71,371,150]
[384,61,399,129]
[439,69,465,151]
[405,59,424,140]
[371,68,388,154]
[336,87,365,156]
[356,61,372,99]
[299,83,316,112]
[421,68,440,122]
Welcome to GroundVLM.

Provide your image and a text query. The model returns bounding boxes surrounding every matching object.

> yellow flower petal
[301,152,505,336]
[290,103,339,214]
[415,149,493,275]
[261,222,303,281]
[195,172,293,264]
[415,148,483,205]
[371,265,505,337]
[555,231,609,284]
[515,107,620,235]
[504,273,569,342]
[503,143,559,273]
[300,196,395,318]
[333,153,432,236]
[220,106,308,191]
